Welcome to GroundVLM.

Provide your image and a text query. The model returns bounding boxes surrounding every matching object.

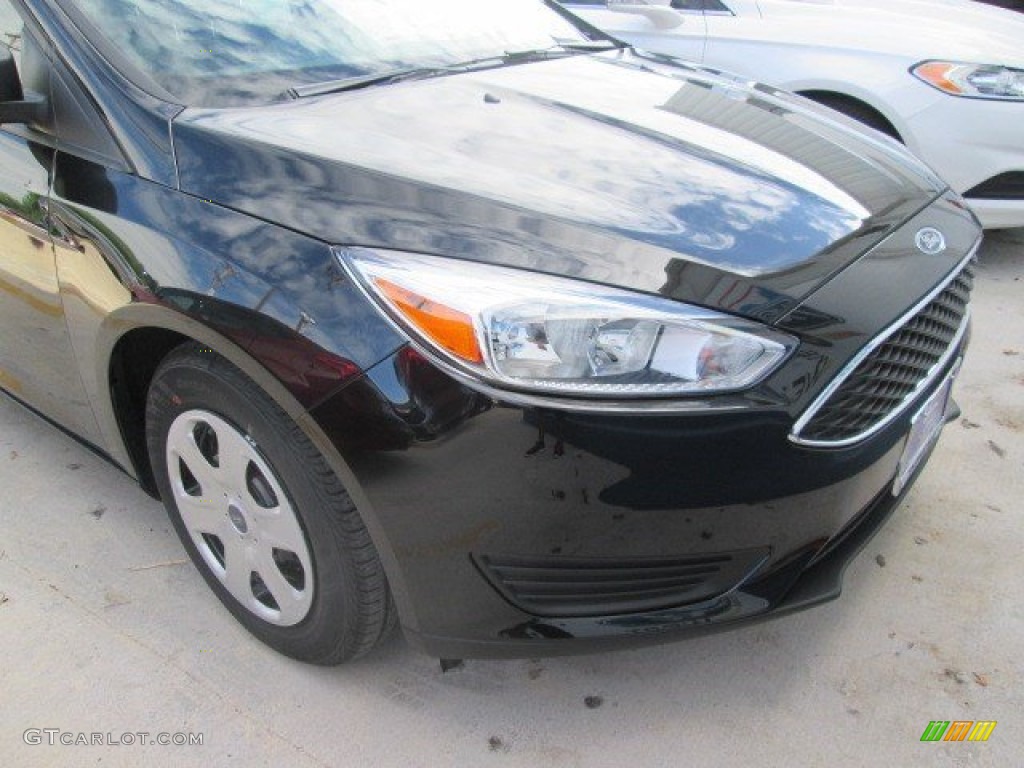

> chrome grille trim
[789,241,979,448]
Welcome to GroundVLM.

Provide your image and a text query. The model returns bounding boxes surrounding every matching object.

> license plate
[893,367,957,496]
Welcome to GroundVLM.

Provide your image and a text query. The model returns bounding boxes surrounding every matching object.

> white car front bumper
[902,94,1024,229]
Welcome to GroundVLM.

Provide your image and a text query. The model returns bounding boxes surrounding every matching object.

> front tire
[146,344,395,664]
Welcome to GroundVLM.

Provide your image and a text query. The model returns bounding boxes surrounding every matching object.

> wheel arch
[795,88,903,142]
[95,303,415,624]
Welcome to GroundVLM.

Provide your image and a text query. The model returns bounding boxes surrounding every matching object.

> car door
[562,1,709,63]
[702,0,777,77]
[0,0,99,441]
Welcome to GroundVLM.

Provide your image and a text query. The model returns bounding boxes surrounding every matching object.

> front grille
[475,549,768,618]
[795,259,974,445]
[964,171,1024,200]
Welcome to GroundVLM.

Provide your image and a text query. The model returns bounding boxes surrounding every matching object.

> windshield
[65,0,598,106]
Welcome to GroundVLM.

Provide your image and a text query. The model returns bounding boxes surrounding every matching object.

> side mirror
[0,49,47,125]
[0,90,46,124]
[607,0,685,30]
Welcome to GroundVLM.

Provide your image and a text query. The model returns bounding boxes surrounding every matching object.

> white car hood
[758,0,1024,66]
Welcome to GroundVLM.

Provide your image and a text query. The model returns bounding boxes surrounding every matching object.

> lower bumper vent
[964,171,1024,200]
[475,549,769,618]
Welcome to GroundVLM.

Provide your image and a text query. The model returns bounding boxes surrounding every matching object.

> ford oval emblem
[915,227,946,255]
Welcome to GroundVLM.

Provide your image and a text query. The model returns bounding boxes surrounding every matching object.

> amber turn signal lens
[375,278,483,364]
[913,61,964,94]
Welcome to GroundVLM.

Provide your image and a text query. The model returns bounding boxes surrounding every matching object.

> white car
[562,0,1024,228]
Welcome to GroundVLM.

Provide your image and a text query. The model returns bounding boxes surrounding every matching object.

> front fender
[50,154,414,622]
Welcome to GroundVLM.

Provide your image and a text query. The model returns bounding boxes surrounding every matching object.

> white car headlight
[912,60,1024,101]
[340,249,794,397]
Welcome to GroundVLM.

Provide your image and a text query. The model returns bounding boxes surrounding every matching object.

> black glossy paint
[0,0,981,658]
[172,50,945,325]
[0,129,102,438]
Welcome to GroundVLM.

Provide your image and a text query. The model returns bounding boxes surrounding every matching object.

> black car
[0,0,979,664]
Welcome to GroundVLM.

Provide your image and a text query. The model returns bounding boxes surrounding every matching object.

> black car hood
[172,50,945,324]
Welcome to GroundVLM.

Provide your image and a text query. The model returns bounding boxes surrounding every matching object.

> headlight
[340,249,793,397]
[912,60,1024,101]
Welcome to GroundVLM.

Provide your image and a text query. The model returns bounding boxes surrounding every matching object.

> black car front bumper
[310,331,967,659]
[305,193,978,659]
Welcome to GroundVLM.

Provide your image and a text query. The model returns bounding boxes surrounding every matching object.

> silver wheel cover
[166,410,314,626]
